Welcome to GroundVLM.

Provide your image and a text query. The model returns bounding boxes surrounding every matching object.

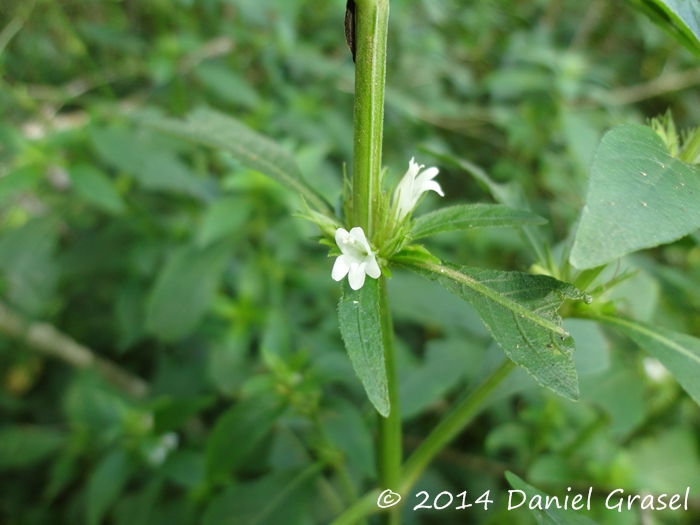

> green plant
[2,1,700,524]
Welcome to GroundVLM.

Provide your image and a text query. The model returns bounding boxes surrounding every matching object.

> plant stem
[377,276,401,524]
[327,490,381,525]
[399,359,515,493]
[350,2,394,521]
[327,359,515,525]
[351,0,389,237]
[0,300,148,397]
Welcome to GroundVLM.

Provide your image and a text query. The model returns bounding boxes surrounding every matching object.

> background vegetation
[1,0,700,524]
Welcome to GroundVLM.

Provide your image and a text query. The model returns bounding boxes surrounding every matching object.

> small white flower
[332,227,381,290]
[393,157,444,221]
[642,357,669,382]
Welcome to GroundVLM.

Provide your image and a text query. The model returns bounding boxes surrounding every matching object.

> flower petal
[365,256,381,279]
[394,160,419,206]
[335,227,352,255]
[408,157,423,174]
[394,177,416,220]
[420,179,444,197]
[348,226,371,251]
[331,255,350,281]
[348,262,367,290]
[415,166,439,187]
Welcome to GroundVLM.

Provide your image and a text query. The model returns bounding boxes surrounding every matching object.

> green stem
[327,490,381,525]
[336,462,360,504]
[399,359,515,493]
[346,1,393,522]
[377,276,401,524]
[352,0,389,236]
[327,359,515,525]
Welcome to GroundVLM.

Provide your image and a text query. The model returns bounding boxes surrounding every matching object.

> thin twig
[605,67,700,106]
[0,301,148,397]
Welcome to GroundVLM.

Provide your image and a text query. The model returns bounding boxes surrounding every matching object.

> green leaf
[570,124,700,269]
[64,375,127,436]
[627,428,700,493]
[205,393,285,483]
[193,62,260,109]
[86,449,134,525]
[147,108,332,214]
[146,242,231,341]
[90,127,209,199]
[424,148,548,263]
[152,395,215,434]
[0,165,42,204]
[69,164,126,215]
[399,260,589,400]
[162,450,205,489]
[391,244,441,266]
[115,283,146,351]
[0,217,59,315]
[581,368,645,438]
[630,0,700,57]
[387,270,488,336]
[412,203,546,240]
[203,466,320,525]
[0,426,65,469]
[113,478,163,525]
[208,331,250,396]
[337,278,390,416]
[597,315,700,407]
[320,399,375,477]
[506,472,601,525]
[400,337,483,419]
[196,196,251,247]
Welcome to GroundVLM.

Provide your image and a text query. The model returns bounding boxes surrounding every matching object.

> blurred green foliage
[1,0,700,524]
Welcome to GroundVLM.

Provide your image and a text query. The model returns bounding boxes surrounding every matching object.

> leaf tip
[376,400,391,418]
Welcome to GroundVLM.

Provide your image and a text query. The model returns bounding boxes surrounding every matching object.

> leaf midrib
[414,261,570,337]
[597,314,700,366]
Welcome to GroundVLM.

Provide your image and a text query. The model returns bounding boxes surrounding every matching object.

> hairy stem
[351,3,394,521]
[351,0,389,237]
[377,276,401,524]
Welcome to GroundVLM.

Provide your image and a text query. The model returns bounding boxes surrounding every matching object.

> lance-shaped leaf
[630,0,700,57]
[506,472,601,525]
[570,125,700,269]
[205,393,285,483]
[146,241,231,341]
[424,148,548,263]
[598,315,700,407]
[412,203,546,240]
[203,465,321,525]
[337,278,389,416]
[147,108,332,215]
[397,260,590,400]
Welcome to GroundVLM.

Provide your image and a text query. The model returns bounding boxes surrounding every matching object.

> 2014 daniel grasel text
[508,487,691,512]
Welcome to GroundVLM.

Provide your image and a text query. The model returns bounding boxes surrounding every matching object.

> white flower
[393,157,444,221]
[332,227,381,290]
[642,357,669,382]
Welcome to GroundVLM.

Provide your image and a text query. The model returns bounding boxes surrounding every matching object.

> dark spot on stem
[345,0,356,62]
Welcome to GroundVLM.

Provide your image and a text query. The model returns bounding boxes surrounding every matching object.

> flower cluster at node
[331,227,381,290]
[393,157,443,221]
[331,158,442,289]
